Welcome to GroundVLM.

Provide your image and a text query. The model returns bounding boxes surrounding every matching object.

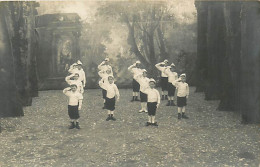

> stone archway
[35,13,81,89]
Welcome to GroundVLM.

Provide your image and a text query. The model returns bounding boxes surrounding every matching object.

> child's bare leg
[182,106,186,113]
[178,107,182,119]
[151,116,155,123]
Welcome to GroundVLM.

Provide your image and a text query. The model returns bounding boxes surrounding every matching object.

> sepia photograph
[0,0,259,166]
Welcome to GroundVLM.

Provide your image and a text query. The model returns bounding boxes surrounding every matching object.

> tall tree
[98,1,171,77]
[0,2,23,117]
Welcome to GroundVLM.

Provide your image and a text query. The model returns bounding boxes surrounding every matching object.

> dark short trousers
[140,91,148,102]
[102,89,107,99]
[133,79,140,92]
[105,97,116,111]
[147,102,157,116]
[160,77,168,91]
[167,83,176,96]
[68,105,79,119]
[177,96,187,107]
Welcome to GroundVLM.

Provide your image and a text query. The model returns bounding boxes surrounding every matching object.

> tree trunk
[156,25,168,61]
[125,18,149,68]
[194,1,208,92]
[218,2,242,111]
[240,2,260,123]
[205,2,226,100]
[0,3,24,117]
[9,2,32,106]
[147,33,157,78]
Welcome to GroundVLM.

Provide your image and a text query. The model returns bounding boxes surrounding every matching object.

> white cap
[72,63,78,66]
[149,78,156,83]
[136,60,141,64]
[170,63,175,67]
[105,57,109,61]
[180,73,186,77]
[142,69,147,72]
[163,59,168,63]
[77,60,82,65]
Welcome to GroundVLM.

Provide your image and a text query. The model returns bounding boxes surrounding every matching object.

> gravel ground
[0,87,259,167]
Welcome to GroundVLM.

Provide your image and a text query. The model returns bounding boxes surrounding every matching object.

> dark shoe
[75,122,80,129]
[165,95,168,100]
[110,116,116,121]
[135,98,140,101]
[178,113,182,119]
[166,101,171,106]
[106,116,111,121]
[145,122,151,126]
[69,122,75,129]
[182,113,189,119]
[152,122,158,126]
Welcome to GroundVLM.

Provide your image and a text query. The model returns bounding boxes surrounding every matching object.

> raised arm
[128,63,136,71]
[98,61,105,70]
[63,87,71,96]
[65,73,74,83]
[155,62,164,72]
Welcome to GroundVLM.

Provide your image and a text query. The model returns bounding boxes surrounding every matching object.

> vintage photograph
[0,0,259,166]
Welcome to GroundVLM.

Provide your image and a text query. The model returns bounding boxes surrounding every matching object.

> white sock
[148,116,152,123]
[107,110,111,115]
[178,107,182,113]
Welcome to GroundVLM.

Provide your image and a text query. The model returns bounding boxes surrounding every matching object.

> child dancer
[99,76,120,121]
[135,69,150,113]
[143,79,161,126]
[98,69,113,109]
[155,60,169,100]
[128,61,143,102]
[164,63,178,106]
[76,60,86,88]
[98,57,113,74]
[63,84,83,129]
[65,73,84,94]
[173,74,189,119]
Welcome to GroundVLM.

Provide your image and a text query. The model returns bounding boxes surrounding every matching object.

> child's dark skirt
[105,96,116,111]
[140,91,148,102]
[132,79,140,92]
[68,105,80,119]
[177,96,187,107]
[167,83,176,96]
[160,77,168,91]
[147,102,157,116]
[102,89,107,99]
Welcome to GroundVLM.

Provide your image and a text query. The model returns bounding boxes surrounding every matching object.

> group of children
[128,60,189,126]
[63,58,189,129]
[97,58,119,121]
[63,60,86,129]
